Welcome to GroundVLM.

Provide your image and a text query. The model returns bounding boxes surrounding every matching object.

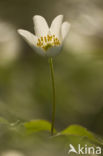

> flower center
[36,35,60,51]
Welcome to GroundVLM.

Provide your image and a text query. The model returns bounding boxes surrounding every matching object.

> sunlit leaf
[60,124,103,145]
[24,120,56,134]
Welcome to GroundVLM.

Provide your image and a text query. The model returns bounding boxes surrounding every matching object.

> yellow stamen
[44,36,47,43]
[36,34,60,51]
[41,36,43,41]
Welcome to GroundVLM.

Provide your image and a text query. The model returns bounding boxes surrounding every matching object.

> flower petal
[50,15,63,40]
[33,15,49,37]
[18,29,45,56]
[61,22,71,40]
[46,45,63,57]
[18,29,38,46]
[33,46,46,56]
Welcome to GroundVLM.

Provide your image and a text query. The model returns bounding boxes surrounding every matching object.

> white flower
[18,15,71,57]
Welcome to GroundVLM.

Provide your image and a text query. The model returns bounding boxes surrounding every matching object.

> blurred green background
[0,0,103,155]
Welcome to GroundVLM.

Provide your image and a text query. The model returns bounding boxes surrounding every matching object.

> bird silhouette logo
[68,144,78,154]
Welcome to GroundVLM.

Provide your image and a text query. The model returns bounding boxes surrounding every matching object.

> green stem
[49,57,56,136]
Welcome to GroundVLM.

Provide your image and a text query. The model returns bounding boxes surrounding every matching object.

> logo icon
[68,144,78,154]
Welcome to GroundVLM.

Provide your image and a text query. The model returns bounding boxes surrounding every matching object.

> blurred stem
[49,57,56,136]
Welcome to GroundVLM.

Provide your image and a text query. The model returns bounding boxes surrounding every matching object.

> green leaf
[0,117,9,125]
[60,124,103,145]
[24,120,56,134]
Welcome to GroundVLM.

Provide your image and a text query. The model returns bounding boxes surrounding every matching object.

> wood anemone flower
[18,15,71,57]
